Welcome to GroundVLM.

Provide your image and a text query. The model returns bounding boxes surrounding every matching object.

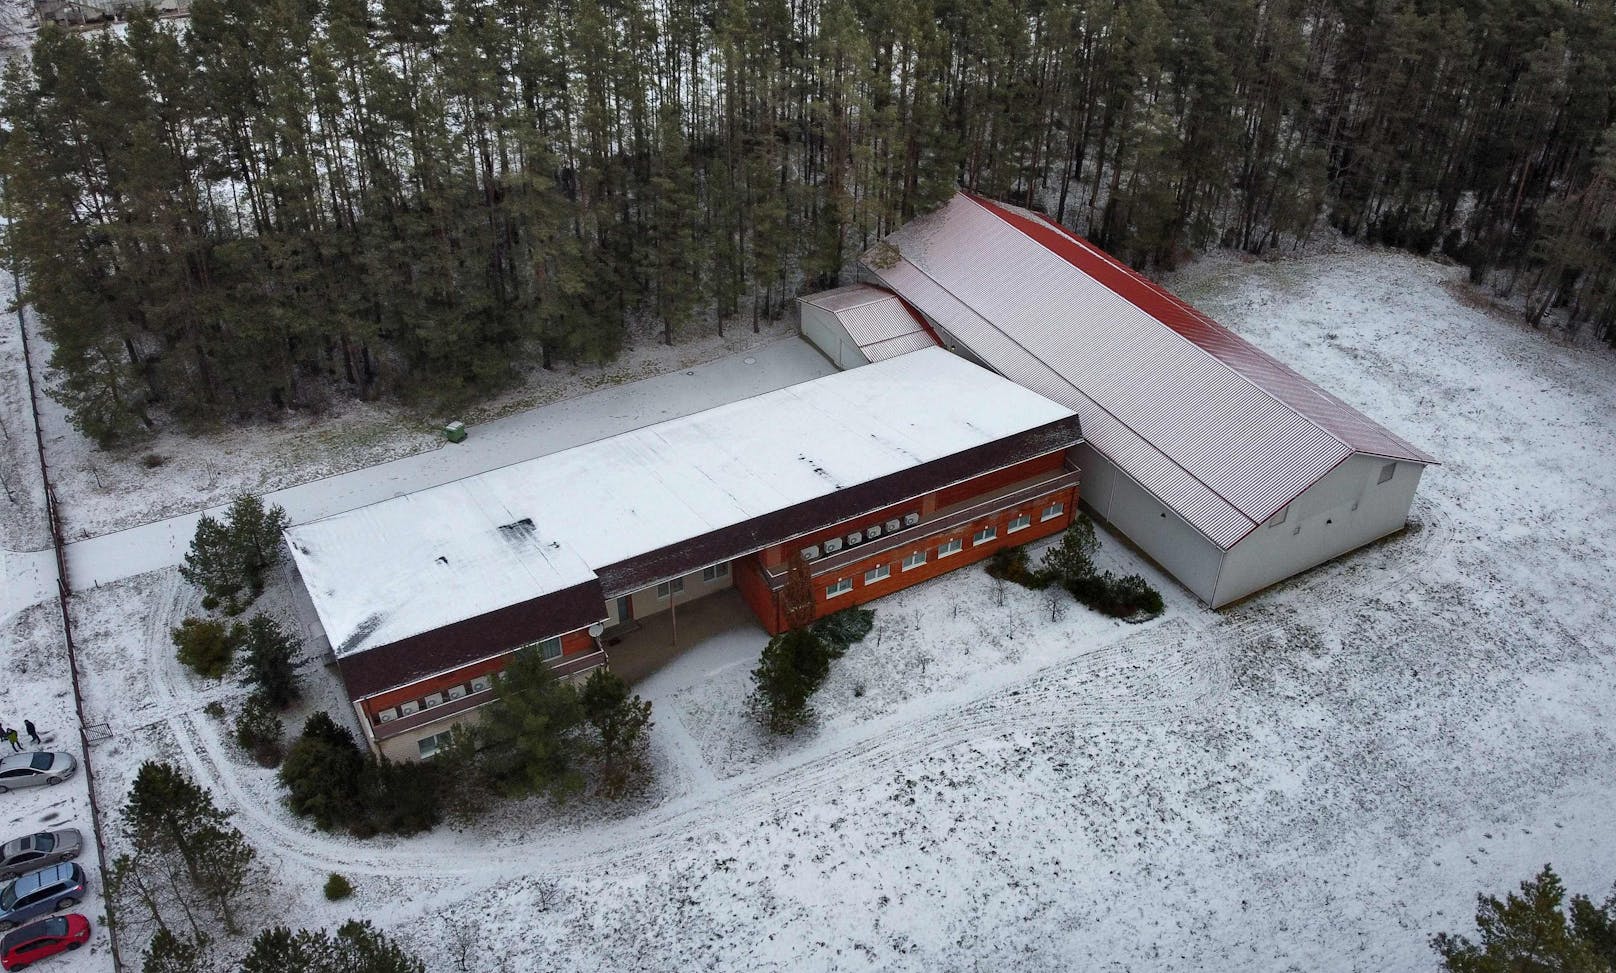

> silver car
[0,831,82,883]
[0,754,77,793]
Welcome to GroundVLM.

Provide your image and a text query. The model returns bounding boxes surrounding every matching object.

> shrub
[749,627,847,735]
[811,607,875,652]
[323,873,353,901]
[235,694,284,767]
[1065,571,1164,620]
[279,713,365,831]
[279,712,444,837]
[986,546,1053,589]
[172,617,242,679]
[141,453,167,469]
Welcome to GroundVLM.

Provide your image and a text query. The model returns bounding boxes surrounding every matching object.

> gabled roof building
[862,192,1435,607]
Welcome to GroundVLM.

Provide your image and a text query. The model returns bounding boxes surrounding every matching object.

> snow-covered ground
[6,245,1616,971]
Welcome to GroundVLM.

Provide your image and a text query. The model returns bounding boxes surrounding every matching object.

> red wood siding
[932,452,1065,508]
[359,628,595,721]
[754,482,1078,633]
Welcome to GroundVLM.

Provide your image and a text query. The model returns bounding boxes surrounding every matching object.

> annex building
[286,349,1083,760]
[849,191,1436,608]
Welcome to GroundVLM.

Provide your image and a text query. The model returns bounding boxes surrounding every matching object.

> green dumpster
[443,420,467,444]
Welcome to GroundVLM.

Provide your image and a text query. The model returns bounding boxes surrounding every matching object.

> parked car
[0,914,90,970]
[0,756,75,794]
[0,865,87,932]
[0,833,81,883]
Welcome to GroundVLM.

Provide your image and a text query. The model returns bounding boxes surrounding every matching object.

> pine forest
[2,0,1614,444]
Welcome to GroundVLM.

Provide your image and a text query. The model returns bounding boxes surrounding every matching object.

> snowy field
[4,245,1615,971]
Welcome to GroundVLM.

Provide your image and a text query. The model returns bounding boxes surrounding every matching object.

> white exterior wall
[625,564,736,622]
[1212,455,1425,607]
[799,304,870,370]
[1077,443,1224,603]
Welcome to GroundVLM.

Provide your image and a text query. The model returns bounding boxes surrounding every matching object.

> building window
[1007,513,1032,533]
[1269,505,1288,527]
[656,578,685,599]
[418,731,454,759]
[1378,462,1396,485]
[903,551,926,571]
[827,578,852,598]
[973,526,997,546]
[864,564,890,585]
[534,636,562,661]
[702,563,730,582]
[1041,501,1064,522]
[937,538,963,558]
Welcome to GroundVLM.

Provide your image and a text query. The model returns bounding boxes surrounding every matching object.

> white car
[0,754,76,794]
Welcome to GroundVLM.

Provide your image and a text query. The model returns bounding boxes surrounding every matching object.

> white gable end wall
[800,302,871,369]
[1213,455,1426,607]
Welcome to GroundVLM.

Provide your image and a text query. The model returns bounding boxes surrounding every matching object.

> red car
[0,914,89,970]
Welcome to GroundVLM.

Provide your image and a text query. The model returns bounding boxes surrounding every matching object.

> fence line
[12,274,127,973]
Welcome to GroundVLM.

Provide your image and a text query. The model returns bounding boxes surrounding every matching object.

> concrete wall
[1078,445,1224,604]
[799,304,869,370]
[1213,455,1424,607]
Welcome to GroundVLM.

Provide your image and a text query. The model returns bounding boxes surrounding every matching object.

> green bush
[1065,571,1164,619]
[279,712,444,837]
[172,617,242,679]
[323,873,353,901]
[986,546,1053,589]
[811,607,875,652]
[180,494,291,613]
[749,620,862,735]
[235,694,284,767]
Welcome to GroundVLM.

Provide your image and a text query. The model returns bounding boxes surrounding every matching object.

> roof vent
[435,556,448,565]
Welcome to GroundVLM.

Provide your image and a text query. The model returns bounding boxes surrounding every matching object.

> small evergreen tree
[480,648,586,799]
[748,628,845,735]
[1040,516,1100,585]
[278,713,365,831]
[1433,865,1615,972]
[171,617,241,679]
[140,927,209,973]
[238,614,301,709]
[323,873,353,901]
[579,668,653,797]
[235,693,284,767]
[179,494,290,613]
[240,921,424,973]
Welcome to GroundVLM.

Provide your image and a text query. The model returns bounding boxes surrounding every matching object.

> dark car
[0,833,81,883]
[0,914,90,970]
[0,865,87,932]
[0,755,76,794]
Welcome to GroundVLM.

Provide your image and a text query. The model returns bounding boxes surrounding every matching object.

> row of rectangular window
[824,499,1066,598]
[656,562,730,599]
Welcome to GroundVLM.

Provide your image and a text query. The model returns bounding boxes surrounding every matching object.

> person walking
[23,721,40,746]
[4,729,19,753]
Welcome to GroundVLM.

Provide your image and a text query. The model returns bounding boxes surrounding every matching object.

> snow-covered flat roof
[286,347,1075,658]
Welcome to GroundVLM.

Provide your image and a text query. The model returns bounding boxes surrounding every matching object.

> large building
[857,192,1436,608]
[286,349,1083,760]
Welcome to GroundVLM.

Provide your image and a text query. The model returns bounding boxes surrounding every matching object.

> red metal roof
[971,196,1436,466]
[867,193,1435,549]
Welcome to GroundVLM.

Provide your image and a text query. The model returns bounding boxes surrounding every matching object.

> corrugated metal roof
[866,193,1435,550]
[801,283,940,361]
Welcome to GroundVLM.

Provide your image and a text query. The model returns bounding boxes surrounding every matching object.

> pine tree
[238,615,301,709]
[748,628,846,735]
[140,927,209,973]
[278,712,366,831]
[579,668,653,796]
[481,647,586,799]
[1432,865,1614,972]
[121,762,255,934]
